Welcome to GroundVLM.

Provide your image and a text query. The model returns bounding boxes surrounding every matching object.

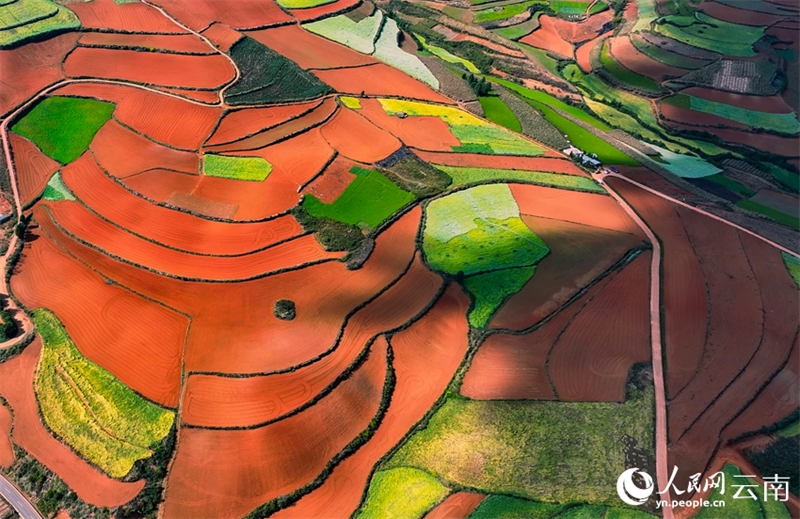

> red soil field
[313,63,454,104]
[357,98,461,152]
[194,129,335,220]
[161,87,221,104]
[206,101,320,146]
[163,341,387,519]
[320,108,401,163]
[660,120,799,156]
[289,0,360,22]
[510,183,645,236]
[201,23,243,51]
[723,337,798,440]
[303,155,358,203]
[0,33,78,117]
[65,0,185,33]
[519,16,575,59]
[0,402,12,468]
[123,169,199,203]
[12,228,188,407]
[78,33,213,54]
[492,215,644,331]
[167,192,238,219]
[548,251,651,402]
[247,24,378,70]
[659,102,748,130]
[464,266,621,400]
[0,340,145,506]
[91,120,199,178]
[609,36,686,80]
[681,86,796,114]
[61,154,302,255]
[9,133,61,206]
[207,98,338,153]
[606,180,706,399]
[272,285,471,519]
[424,493,486,519]
[113,88,222,150]
[576,32,611,73]
[149,0,292,31]
[40,202,339,282]
[413,150,590,177]
[50,81,132,104]
[181,253,443,427]
[64,48,235,90]
[552,9,613,43]
[698,0,789,26]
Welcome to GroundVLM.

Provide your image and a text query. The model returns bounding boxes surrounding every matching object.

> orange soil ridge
[181,253,442,428]
[519,16,575,59]
[413,150,590,177]
[659,102,748,130]
[61,153,303,256]
[0,339,145,506]
[576,32,611,73]
[357,98,462,152]
[78,33,214,54]
[321,108,402,163]
[552,10,613,43]
[12,226,189,407]
[0,400,13,468]
[424,492,486,519]
[289,0,360,22]
[608,36,686,81]
[65,0,186,33]
[205,101,320,146]
[312,63,455,104]
[148,0,292,31]
[9,133,61,206]
[201,23,243,51]
[122,169,200,203]
[272,285,471,518]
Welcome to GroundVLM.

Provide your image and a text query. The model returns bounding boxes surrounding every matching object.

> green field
[423,184,548,326]
[203,154,273,181]
[33,309,175,478]
[41,172,74,201]
[0,0,56,30]
[695,464,791,519]
[380,98,544,156]
[417,34,481,74]
[763,164,799,193]
[652,13,765,57]
[492,15,541,40]
[601,39,661,92]
[303,167,414,229]
[551,0,591,15]
[630,33,709,69]
[384,382,654,504]
[473,0,538,23]
[737,199,800,230]
[355,467,448,519]
[12,96,114,164]
[0,0,79,48]
[704,174,755,198]
[469,495,656,518]
[276,0,334,8]
[516,42,561,75]
[304,11,382,54]
[432,165,604,192]
[646,144,721,178]
[631,0,658,32]
[478,95,521,132]
[663,94,800,135]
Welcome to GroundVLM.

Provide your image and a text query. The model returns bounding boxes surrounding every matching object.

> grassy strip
[491,15,541,40]
[463,265,534,327]
[432,165,604,192]
[696,464,791,519]
[474,0,538,23]
[478,95,521,132]
[354,467,448,519]
[704,174,754,198]
[736,200,800,230]
[600,39,661,93]
[41,172,75,201]
[652,13,764,57]
[277,0,335,8]
[33,308,174,478]
[417,34,480,74]
[12,96,114,164]
[783,252,800,287]
[203,154,272,182]
[0,0,79,48]
[663,94,800,135]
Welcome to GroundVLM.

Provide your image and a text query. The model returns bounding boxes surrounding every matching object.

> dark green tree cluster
[463,73,491,96]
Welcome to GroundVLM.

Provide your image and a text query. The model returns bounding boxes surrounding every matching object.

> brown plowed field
[51,82,132,104]
[609,36,686,80]
[320,108,401,163]
[206,97,337,153]
[312,63,454,104]
[205,101,320,146]
[548,251,651,402]
[61,153,302,256]
[552,9,613,43]
[78,33,213,54]
[201,23,242,51]
[357,98,462,152]
[492,215,644,331]
[148,0,291,30]
[660,120,799,156]
[289,0,360,22]
[91,120,200,178]
[0,401,13,468]
[181,252,443,427]
[576,32,611,73]
[519,16,575,58]
[303,155,358,203]
[123,169,200,203]
[163,340,387,519]
[424,492,485,519]
[12,228,189,407]
[247,24,379,69]
[167,192,238,219]
[271,285,470,519]
[65,0,186,33]
[659,102,749,130]
[698,0,789,26]
[681,86,796,114]
[0,339,145,506]
[9,133,61,206]
[413,150,589,177]
[160,88,221,104]
[39,202,339,281]
[605,179,706,399]
[510,183,645,236]
[0,33,78,117]
[64,48,235,90]
[193,129,335,221]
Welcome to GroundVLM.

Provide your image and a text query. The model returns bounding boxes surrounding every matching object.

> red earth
[320,108,402,163]
[205,101,321,146]
[312,63,454,104]
[519,16,575,59]
[8,133,61,206]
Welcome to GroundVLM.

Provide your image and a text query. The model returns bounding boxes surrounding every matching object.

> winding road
[0,474,41,519]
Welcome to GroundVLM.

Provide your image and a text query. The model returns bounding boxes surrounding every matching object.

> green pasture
[355,467,448,519]
[479,95,521,132]
[432,165,603,191]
